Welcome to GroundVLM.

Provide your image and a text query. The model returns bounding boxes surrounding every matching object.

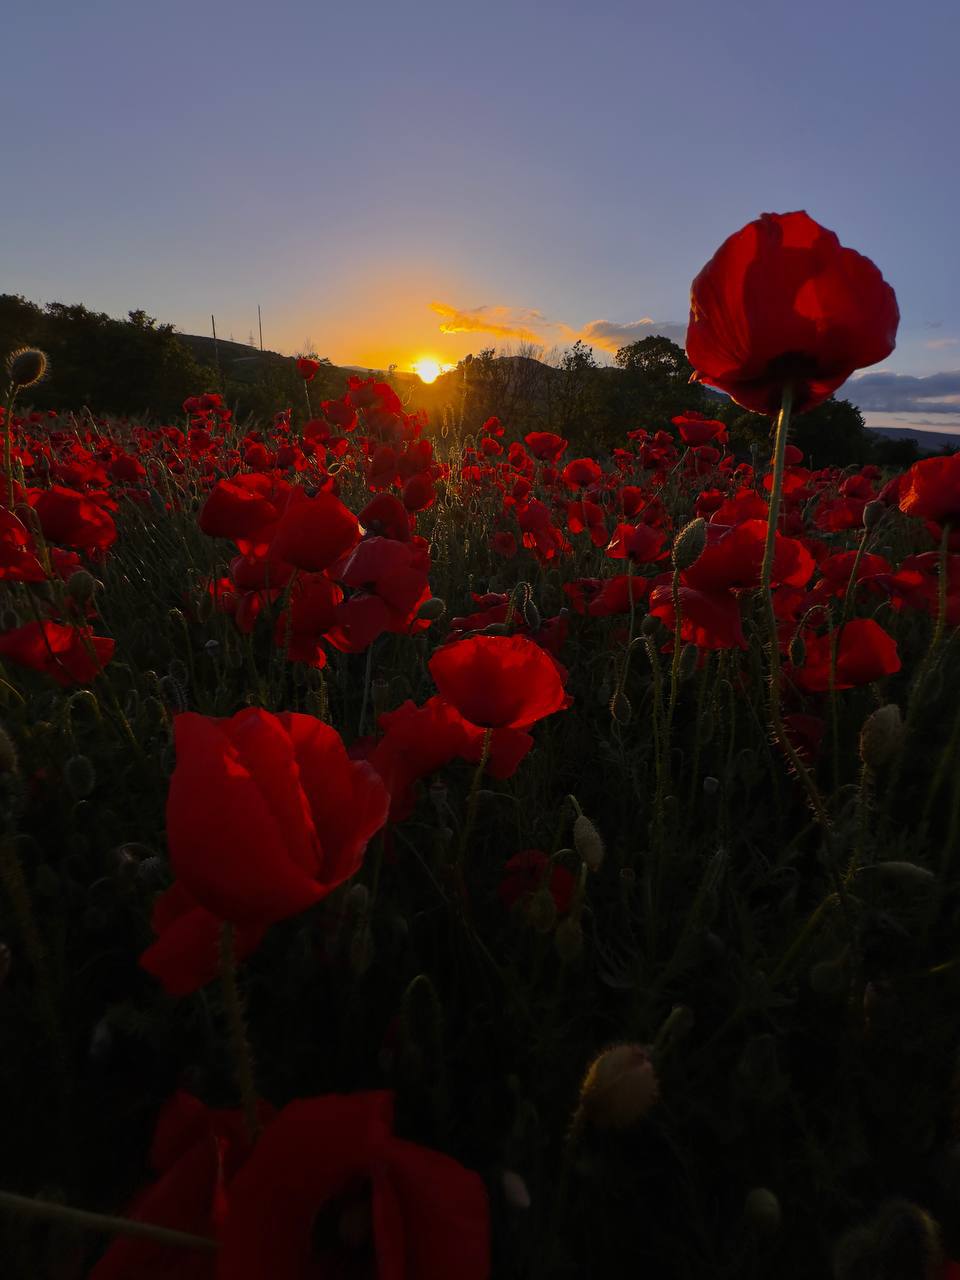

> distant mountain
[865,424,960,453]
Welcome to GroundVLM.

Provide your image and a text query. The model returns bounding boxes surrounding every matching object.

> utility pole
[257,305,264,353]
[211,314,223,391]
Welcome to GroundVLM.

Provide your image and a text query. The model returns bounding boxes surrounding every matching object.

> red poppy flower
[683,519,814,592]
[296,357,320,382]
[217,1091,489,1280]
[790,618,901,692]
[524,431,568,463]
[686,210,899,414]
[359,493,412,541]
[91,1091,271,1280]
[270,489,360,573]
[671,412,728,447]
[0,509,45,582]
[648,584,747,650]
[499,849,575,916]
[898,454,960,525]
[165,709,389,927]
[198,474,292,551]
[31,485,117,550]
[402,471,435,512]
[326,537,432,652]
[562,457,603,490]
[429,634,569,729]
[140,881,267,997]
[0,621,114,685]
[605,522,665,564]
[491,530,518,558]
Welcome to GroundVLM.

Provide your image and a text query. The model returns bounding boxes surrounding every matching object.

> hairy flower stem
[357,639,376,736]
[0,1189,218,1252]
[3,384,16,508]
[458,727,492,867]
[0,838,67,1087]
[219,923,261,1143]
[760,389,854,926]
[667,565,683,723]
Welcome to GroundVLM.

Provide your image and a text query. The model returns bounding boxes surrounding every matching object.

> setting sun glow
[412,356,451,384]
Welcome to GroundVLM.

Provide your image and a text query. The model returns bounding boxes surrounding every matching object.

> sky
[3,0,960,432]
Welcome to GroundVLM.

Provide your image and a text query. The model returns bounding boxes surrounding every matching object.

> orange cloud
[431,301,686,357]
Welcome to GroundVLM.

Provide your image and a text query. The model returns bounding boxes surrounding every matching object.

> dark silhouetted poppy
[0,620,114,685]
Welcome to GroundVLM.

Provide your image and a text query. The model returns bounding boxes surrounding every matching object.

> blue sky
[2,0,959,428]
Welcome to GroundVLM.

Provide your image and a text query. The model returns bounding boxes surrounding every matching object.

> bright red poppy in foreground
[429,634,569,729]
[898,454,960,525]
[686,210,899,415]
[165,709,389,926]
[218,1091,490,1280]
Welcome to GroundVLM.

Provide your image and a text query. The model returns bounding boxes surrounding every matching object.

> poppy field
[2,212,960,1279]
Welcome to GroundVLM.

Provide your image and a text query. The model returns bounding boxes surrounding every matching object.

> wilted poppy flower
[429,634,569,730]
[217,1090,490,1280]
[0,620,114,685]
[165,709,389,927]
[790,618,901,692]
[686,210,899,414]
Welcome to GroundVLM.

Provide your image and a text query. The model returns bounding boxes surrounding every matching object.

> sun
[412,356,450,384]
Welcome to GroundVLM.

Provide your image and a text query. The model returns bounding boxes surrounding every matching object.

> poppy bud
[65,570,98,604]
[136,856,167,888]
[527,886,557,933]
[859,704,904,770]
[703,775,720,796]
[417,597,446,621]
[573,813,605,872]
[6,347,48,389]
[833,1199,943,1280]
[863,500,885,530]
[476,622,511,637]
[204,639,220,657]
[672,517,707,571]
[577,1043,659,1131]
[679,643,699,681]
[158,675,188,713]
[609,688,632,724]
[554,916,584,964]
[64,754,96,799]
[501,1170,531,1210]
[0,608,20,632]
[349,924,375,975]
[640,614,664,638]
[699,709,715,742]
[523,598,541,632]
[789,633,806,667]
[345,882,370,915]
[871,860,936,889]
[744,1187,781,1235]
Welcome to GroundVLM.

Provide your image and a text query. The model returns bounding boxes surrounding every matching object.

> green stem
[219,923,261,1143]
[0,1189,217,1252]
[3,383,16,509]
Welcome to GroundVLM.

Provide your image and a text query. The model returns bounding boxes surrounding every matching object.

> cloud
[844,368,960,413]
[430,302,552,345]
[577,318,687,354]
[431,300,687,357]
[924,337,960,350]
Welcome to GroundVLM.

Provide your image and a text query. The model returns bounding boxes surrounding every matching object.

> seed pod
[573,814,605,872]
[204,638,220,657]
[576,1044,659,1131]
[870,860,936,888]
[672,517,707,572]
[859,704,904,770]
[640,613,664,639]
[6,347,48,389]
[744,1188,781,1235]
[64,754,96,799]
